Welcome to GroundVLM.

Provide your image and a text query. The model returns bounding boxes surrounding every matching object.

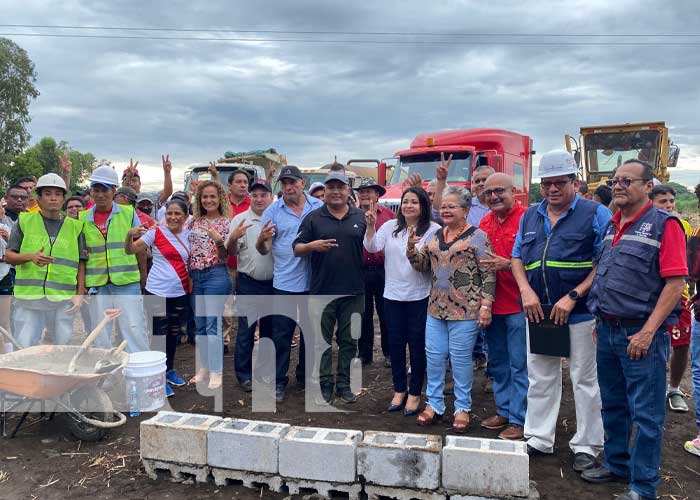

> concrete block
[142,458,210,483]
[140,411,222,465]
[208,418,290,473]
[441,436,529,497]
[357,431,442,490]
[279,426,362,482]
[211,467,285,492]
[285,478,362,500]
[364,484,446,500]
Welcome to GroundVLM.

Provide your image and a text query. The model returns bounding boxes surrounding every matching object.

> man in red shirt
[478,173,528,441]
[222,169,251,351]
[355,178,395,366]
[583,160,687,500]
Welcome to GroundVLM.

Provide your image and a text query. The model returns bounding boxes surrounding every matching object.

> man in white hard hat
[511,150,612,472]
[5,174,87,347]
[78,165,149,353]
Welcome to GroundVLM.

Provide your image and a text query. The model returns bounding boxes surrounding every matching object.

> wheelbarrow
[0,310,129,441]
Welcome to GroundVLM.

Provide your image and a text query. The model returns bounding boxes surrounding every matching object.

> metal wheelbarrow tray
[0,345,129,440]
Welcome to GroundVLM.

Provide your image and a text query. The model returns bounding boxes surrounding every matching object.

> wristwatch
[568,290,580,301]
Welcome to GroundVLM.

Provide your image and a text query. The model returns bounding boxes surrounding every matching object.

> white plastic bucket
[124,351,166,412]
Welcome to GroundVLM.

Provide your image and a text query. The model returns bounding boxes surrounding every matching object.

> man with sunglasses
[584,160,687,500]
[3,185,29,224]
[511,150,611,472]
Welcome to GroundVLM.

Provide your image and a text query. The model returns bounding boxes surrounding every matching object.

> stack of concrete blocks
[140,411,222,483]
[140,411,530,499]
[358,431,444,500]
[279,426,363,500]
[442,436,529,499]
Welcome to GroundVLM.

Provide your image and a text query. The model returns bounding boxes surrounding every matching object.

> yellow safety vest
[14,212,82,301]
[79,204,140,287]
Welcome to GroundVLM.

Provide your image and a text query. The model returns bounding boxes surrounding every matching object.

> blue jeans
[269,288,308,389]
[692,318,700,428]
[596,320,669,499]
[234,272,273,383]
[89,282,149,353]
[13,300,74,348]
[485,312,528,426]
[191,265,231,373]
[425,315,480,415]
[384,297,428,396]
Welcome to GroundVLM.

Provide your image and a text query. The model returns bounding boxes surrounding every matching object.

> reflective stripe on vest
[14,212,82,301]
[79,205,140,287]
[524,260,592,271]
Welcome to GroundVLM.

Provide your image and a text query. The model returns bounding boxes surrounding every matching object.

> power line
[2,32,700,45]
[1,23,699,37]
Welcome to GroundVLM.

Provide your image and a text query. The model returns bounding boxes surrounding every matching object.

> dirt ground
[1,333,699,500]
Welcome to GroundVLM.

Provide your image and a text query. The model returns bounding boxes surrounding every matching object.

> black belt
[599,317,647,328]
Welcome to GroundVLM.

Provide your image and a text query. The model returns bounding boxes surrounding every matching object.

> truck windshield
[583,130,661,174]
[390,152,472,184]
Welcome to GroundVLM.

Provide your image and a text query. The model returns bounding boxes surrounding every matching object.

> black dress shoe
[618,490,653,500]
[580,464,627,484]
[526,445,550,456]
[239,380,253,392]
[337,388,357,403]
[387,394,407,412]
[572,452,597,472]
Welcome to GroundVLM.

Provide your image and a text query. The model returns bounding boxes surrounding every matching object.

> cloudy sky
[3,0,700,188]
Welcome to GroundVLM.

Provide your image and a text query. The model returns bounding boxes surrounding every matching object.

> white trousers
[524,319,604,456]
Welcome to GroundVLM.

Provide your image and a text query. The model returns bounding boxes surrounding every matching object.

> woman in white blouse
[364,186,441,415]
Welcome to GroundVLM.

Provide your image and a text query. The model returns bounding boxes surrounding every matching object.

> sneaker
[684,435,700,457]
[166,370,186,387]
[165,383,175,398]
[668,390,689,412]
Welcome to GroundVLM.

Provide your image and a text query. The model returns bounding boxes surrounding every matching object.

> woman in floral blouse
[188,180,232,390]
[408,186,496,432]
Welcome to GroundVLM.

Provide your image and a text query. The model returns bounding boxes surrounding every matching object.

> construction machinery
[565,122,680,187]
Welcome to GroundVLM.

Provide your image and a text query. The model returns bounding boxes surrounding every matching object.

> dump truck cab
[565,121,680,188]
[378,128,533,213]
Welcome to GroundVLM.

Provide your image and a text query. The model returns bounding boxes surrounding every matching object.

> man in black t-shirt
[293,172,366,404]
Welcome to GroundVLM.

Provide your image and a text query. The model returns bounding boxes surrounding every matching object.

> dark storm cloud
[3,0,700,187]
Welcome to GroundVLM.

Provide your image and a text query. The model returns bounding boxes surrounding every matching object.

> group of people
[0,149,699,500]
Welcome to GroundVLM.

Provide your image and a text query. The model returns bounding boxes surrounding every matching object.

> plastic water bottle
[128,380,140,417]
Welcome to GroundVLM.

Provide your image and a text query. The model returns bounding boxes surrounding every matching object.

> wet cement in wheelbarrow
[0,348,122,375]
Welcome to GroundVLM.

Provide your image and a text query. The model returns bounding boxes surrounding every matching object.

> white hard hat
[537,150,579,179]
[36,173,67,194]
[89,165,119,187]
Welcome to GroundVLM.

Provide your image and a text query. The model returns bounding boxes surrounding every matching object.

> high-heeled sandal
[452,411,470,433]
[417,406,443,426]
[404,395,422,416]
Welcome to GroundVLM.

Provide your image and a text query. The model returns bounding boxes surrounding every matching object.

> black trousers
[358,266,389,362]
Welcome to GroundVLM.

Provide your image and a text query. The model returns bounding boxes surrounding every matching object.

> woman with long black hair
[364,186,441,415]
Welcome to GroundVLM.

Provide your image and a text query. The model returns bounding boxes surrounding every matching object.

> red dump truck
[378,128,534,212]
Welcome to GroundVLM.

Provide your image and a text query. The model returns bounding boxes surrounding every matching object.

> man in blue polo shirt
[257,165,323,402]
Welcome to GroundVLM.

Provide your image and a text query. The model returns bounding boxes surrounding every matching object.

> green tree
[7,137,97,192]
[529,182,543,204]
[0,37,39,191]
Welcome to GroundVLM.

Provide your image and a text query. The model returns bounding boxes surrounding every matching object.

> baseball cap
[249,180,272,193]
[354,177,386,196]
[122,168,140,179]
[115,187,138,204]
[309,182,325,194]
[277,165,304,181]
[324,172,350,185]
[136,193,154,205]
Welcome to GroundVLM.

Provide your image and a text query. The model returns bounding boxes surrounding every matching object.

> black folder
[528,305,570,357]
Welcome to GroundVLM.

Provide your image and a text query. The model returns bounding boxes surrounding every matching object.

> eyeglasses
[9,194,28,200]
[605,178,649,188]
[483,187,508,198]
[540,180,572,190]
